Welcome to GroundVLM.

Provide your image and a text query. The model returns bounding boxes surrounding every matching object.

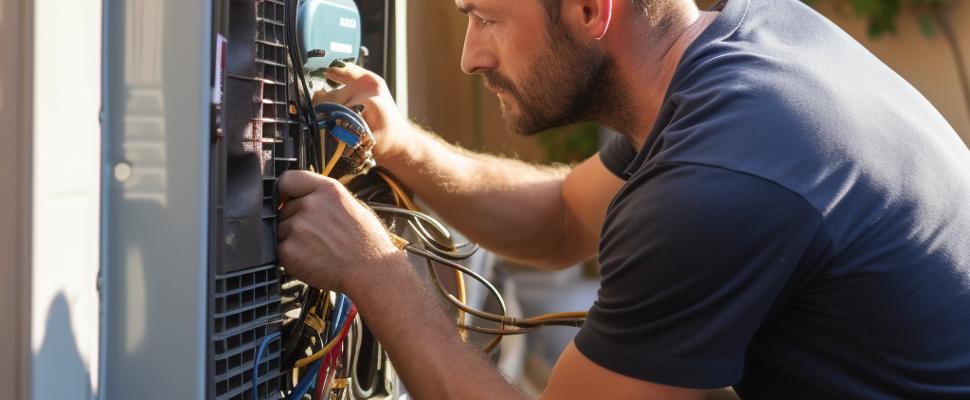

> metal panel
[0,0,32,397]
[101,0,212,398]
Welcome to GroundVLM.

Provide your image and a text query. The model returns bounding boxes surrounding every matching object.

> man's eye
[477,16,494,26]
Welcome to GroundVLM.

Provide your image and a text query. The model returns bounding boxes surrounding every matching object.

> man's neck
[606,6,719,149]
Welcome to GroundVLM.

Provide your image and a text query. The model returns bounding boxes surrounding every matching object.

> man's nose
[460,22,497,74]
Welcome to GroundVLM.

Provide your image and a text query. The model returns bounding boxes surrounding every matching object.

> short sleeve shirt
[574,0,970,398]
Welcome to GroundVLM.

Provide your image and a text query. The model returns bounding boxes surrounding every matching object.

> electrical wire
[288,359,322,400]
[314,351,335,399]
[373,172,472,341]
[404,244,507,313]
[414,241,588,351]
[252,331,282,400]
[371,204,479,260]
[370,171,537,353]
[285,0,323,171]
[281,288,323,366]
[295,304,358,368]
[424,258,585,327]
[329,294,350,339]
[374,172,476,258]
[322,141,346,177]
[279,0,587,373]
[280,0,366,394]
[314,102,373,139]
[314,328,347,400]
[319,126,329,176]
[281,0,328,371]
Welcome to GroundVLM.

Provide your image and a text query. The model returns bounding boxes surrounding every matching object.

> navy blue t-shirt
[574,0,970,397]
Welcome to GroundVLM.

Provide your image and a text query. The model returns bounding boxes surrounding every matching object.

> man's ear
[561,0,613,40]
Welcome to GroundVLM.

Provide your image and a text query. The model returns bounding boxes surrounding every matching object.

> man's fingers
[323,62,371,84]
[278,170,328,201]
[313,86,353,106]
[278,218,293,241]
[278,196,305,222]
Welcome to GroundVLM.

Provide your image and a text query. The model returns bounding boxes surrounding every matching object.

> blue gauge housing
[297,0,361,72]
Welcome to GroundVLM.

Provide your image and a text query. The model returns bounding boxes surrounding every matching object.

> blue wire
[288,359,323,400]
[329,294,349,338]
[253,331,282,400]
[338,296,353,328]
[276,294,353,400]
[337,297,354,337]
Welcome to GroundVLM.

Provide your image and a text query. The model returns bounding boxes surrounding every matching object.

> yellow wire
[376,171,417,210]
[322,141,346,177]
[294,330,344,369]
[319,127,327,172]
[377,171,469,342]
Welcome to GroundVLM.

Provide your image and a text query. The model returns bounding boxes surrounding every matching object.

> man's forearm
[378,125,584,268]
[347,253,527,400]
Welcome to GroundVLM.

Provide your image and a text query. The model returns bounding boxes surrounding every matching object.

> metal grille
[213,0,297,398]
[213,265,285,400]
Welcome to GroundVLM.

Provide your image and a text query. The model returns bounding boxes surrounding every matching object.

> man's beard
[483,23,624,136]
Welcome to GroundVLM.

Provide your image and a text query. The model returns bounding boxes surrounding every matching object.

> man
[276,0,970,398]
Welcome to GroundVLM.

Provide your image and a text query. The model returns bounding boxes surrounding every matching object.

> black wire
[357,177,512,352]
[281,0,315,366]
[370,204,480,260]
[404,244,508,315]
[281,287,320,365]
[283,0,345,367]
[370,205,451,243]
[406,220,478,260]
[286,0,323,172]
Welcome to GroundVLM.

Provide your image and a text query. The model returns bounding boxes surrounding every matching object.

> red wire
[313,354,332,399]
[313,305,357,399]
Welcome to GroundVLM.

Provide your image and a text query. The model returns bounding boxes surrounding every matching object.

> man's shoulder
[605,162,820,231]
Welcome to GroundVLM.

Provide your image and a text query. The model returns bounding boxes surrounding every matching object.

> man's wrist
[341,250,414,304]
[376,122,426,171]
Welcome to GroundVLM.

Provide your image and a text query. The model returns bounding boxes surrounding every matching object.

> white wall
[30,0,102,398]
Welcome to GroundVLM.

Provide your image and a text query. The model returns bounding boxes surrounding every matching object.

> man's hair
[539,0,677,37]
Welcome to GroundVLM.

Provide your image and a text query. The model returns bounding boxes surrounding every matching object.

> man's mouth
[483,74,514,95]
[484,82,503,94]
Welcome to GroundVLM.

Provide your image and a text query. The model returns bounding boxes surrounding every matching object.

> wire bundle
[285,0,325,173]
[261,291,357,400]
[271,1,375,396]
[367,172,588,354]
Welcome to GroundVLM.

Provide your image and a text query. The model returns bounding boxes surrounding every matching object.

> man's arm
[384,131,622,269]
[350,252,709,400]
[317,64,623,269]
[276,171,709,400]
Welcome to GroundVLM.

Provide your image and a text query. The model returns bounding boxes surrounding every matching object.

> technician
[276,0,970,398]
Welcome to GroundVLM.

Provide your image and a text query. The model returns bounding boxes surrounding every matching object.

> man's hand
[276,170,403,293]
[315,63,413,162]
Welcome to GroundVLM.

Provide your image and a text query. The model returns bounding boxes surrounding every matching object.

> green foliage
[807,0,950,37]
[535,123,600,164]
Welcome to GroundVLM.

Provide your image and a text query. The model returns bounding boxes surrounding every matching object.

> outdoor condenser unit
[101,1,410,399]
[209,1,402,398]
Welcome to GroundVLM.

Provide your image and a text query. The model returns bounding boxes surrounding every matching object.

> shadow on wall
[34,293,92,399]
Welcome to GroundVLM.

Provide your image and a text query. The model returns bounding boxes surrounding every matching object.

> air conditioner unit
[101,1,414,398]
